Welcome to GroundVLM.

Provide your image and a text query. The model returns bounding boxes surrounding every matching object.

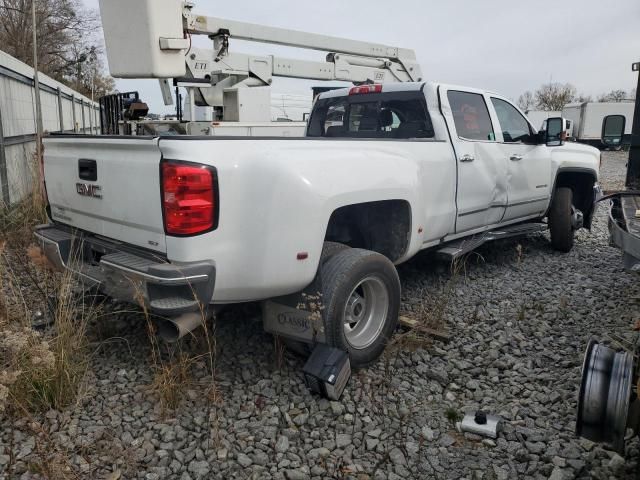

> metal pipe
[0,104,8,206]
[31,0,43,148]
[81,101,86,133]
[155,312,204,342]
[71,95,77,132]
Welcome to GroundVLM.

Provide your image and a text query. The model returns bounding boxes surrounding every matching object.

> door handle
[510,154,523,161]
[459,154,475,163]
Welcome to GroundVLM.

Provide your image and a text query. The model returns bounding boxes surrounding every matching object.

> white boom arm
[98,0,422,109]
[184,12,419,66]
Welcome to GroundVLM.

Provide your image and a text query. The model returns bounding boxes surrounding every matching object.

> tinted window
[491,98,533,143]
[447,91,495,141]
[349,102,379,132]
[603,115,624,137]
[602,115,625,146]
[324,103,345,132]
[307,91,434,139]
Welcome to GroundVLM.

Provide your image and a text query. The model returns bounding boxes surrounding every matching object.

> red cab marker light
[349,84,383,95]
[297,252,309,260]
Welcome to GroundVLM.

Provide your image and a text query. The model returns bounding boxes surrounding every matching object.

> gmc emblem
[76,183,102,199]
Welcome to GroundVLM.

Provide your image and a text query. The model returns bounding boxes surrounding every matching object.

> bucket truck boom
[98,0,422,122]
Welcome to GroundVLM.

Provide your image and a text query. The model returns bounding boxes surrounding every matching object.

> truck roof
[317,81,501,100]
[318,82,427,100]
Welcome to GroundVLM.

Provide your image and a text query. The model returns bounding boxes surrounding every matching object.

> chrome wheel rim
[343,276,389,350]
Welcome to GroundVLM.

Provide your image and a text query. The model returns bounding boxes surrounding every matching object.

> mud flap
[262,275,327,344]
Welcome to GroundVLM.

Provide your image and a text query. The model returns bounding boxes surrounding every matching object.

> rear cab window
[447,91,495,141]
[307,90,434,139]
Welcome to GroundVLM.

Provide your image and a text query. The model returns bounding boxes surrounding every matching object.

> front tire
[549,187,575,252]
[321,249,400,367]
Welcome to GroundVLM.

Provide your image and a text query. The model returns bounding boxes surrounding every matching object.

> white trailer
[525,110,562,130]
[562,102,634,148]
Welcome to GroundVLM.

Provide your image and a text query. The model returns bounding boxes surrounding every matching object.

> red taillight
[161,162,217,236]
[349,84,383,95]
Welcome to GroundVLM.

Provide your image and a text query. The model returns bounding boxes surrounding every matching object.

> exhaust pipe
[576,339,635,453]
[156,312,204,342]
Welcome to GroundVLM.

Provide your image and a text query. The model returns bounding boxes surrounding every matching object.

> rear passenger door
[489,97,551,222]
[440,88,508,233]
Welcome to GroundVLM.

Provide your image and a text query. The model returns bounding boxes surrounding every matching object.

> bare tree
[631,88,637,100]
[535,83,576,111]
[0,0,114,97]
[575,93,593,103]
[598,89,628,102]
[517,91,535,111]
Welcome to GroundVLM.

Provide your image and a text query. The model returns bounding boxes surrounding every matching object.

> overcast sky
[83,0,640,114]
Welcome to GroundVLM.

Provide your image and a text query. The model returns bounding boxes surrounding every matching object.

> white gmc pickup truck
[36,82,601,366]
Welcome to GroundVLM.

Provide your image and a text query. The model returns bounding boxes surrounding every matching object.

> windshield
[307,91,434,139]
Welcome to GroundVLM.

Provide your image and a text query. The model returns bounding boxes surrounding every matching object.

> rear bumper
[34,224,216,315]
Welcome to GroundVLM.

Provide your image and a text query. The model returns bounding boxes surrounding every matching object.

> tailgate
[43,136,166,253]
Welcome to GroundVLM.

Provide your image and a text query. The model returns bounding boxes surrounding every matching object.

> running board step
[437,223,546,261]
[488,223,546,238]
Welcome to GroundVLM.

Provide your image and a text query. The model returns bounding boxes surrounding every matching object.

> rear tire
[321,249,400,367]
[282,241,348,357]
[320,241,349,261]
[549,187,575,253]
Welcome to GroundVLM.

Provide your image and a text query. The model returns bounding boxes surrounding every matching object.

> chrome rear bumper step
[34,224,216,315]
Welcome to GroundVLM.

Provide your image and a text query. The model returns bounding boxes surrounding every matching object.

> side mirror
[545,117,564,146]
[602,115,625,149]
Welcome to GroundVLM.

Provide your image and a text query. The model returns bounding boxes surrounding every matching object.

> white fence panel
[5,142,36,203]
[41,90,60,133]
[61,97,74,132]
[0,49,101,206]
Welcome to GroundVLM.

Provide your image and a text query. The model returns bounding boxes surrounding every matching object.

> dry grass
[149,351,193,411]
[388,255,469,354]
[132,277,219,414]
[146,323,221,416]
[0,235,101,477]
[0,241,100,418]
[0,150,47,247]
[0,147,224,469]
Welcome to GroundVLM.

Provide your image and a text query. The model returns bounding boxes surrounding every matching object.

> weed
[445,407,462,425]
[150,353,192,411]
[131,278,219,415]
[388,255,469,354]
[0,240,99,416]
[0,151,47,247]
[274,335,286,370]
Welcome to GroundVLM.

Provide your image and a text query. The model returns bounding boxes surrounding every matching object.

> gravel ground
[1,151,639,480]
